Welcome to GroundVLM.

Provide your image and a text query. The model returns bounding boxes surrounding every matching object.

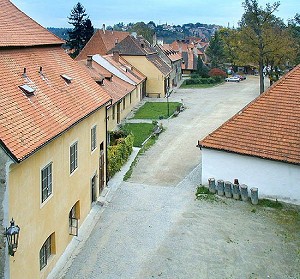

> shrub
[208,68,227,77]
[107,134,134,178]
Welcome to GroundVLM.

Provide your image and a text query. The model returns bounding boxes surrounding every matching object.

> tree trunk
[259,59,264,94]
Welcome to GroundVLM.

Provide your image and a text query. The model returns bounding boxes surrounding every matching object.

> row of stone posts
[208,178,258,205]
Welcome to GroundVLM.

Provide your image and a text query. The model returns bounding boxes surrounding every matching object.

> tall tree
[67,2,94,58]
[206,31,226,68]
[239,0,280,93]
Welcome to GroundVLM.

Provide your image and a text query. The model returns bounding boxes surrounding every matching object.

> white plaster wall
[202,148,300,204]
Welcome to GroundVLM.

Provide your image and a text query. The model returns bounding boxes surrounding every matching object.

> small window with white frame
[91,125,97,151]
[70,142,78,174]
[41,163,52,203]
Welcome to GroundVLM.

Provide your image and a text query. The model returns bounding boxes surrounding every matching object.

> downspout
[105,100,112,185]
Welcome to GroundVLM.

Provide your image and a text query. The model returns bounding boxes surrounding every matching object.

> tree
[239,0,280,93]
[129,22,155,44]
[206,31,226,68]
[288,14,300,65]
[67,2,94,58]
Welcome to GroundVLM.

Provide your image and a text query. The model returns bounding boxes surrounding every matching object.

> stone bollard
[250,187,258,205]
[208,178,216,194]
[240,184,249,201]
[217,180,224,196]
[232,183,240,200]
[224,181,232,198]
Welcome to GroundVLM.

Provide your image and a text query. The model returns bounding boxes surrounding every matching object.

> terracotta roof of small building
[77,57,135,105]
[0,0,64,47]
[200,65,300,165]
[158,44,182,62]
[75,29,129,60]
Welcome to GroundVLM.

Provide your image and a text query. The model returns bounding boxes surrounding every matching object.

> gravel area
[57,77,300,279]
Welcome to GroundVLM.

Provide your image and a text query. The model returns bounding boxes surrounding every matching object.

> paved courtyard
[52,77,300,279]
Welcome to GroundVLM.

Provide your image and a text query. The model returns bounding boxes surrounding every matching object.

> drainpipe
[105,100,112,185]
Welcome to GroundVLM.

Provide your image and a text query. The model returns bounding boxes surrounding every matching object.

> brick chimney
[87,55,93,67]
[112,51,119,63]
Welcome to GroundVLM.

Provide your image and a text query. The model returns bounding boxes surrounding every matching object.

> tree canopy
[67,2,94,58]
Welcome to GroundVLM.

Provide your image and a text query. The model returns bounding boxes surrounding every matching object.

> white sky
[11,0,299,28]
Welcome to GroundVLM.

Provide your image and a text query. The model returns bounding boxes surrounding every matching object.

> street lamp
[4,218,20,256]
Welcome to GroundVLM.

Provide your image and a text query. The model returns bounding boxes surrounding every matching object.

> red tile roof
[0,46,111,162]
[200,65,300,165]
[0,0,64,47]
[104,54,146,85]
[77,58,135,105]
[75,29,129,60]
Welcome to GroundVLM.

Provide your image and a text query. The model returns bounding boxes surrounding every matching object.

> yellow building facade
[7,107,107,279]
[123,56,168,98]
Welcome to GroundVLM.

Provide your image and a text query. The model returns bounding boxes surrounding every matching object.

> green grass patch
[133,102,182,119]
[122,123,155,147]
[180,82,223,89]
[258,198,283,209]
[123,135,158,181]
[195,185,222,203]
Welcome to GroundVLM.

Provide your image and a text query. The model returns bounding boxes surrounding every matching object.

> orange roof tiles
[77,58,135,105]
[0,46,111,161]
[200,65,300,165]
[0,0,64,47]
[76,29,129,60]
[104,54,146,85]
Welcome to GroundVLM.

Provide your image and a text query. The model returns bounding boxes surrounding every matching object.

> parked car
[225,76,240,82]
[235,74,246,81]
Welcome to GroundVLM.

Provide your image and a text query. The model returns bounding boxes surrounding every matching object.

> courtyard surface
[53,76,300,279]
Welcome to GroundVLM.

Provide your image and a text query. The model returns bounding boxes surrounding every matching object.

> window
[40,234,53,270]
[69,202,79,236]
[123,98,126,110]
[41,163,52,203]
[70,142,78,174]
[112,105,115,120]
[91,126,97,151]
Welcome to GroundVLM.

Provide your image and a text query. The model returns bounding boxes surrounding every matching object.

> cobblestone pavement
[53,77,300,279]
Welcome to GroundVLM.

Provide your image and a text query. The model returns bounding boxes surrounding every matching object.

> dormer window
[61,74,72,84]
[19,84,35,96]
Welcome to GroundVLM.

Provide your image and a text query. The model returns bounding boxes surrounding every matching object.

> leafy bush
[107,134,134,178]
[208,68,227,77]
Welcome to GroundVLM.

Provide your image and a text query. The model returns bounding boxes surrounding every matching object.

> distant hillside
[47,27,71,41]
[47,21,220,45]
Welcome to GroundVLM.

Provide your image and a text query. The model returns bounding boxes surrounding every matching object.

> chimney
[102,24,105,34]
[87,55,93,67]
[115,38,119,46]
[112,51,120,63]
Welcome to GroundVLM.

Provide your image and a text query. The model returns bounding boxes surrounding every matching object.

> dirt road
[57,77,300,279]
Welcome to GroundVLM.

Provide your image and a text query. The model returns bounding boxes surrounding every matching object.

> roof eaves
[17,98,112,162]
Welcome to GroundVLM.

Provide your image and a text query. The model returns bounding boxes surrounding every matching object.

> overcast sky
[11,0,299,28]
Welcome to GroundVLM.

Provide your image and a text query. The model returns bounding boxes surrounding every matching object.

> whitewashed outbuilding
[199,65,300,205]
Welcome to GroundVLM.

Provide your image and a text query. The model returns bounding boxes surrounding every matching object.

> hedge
[185,76,222,85]
[107,134,134,178]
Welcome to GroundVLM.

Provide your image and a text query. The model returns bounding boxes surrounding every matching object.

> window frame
[41,163,52,203]
[40,235,52,270]
[70,141,78,174]
[91,125,97,152]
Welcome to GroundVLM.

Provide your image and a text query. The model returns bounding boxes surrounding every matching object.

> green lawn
[133,102,182,119]
[122,123,155,147]
[180,82,224,89]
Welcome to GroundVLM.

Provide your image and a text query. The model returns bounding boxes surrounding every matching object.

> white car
[225,77,240,82]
